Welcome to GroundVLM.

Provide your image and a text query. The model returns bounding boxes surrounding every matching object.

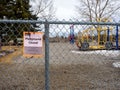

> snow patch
[113,62,120,68]
[71,50,120,57]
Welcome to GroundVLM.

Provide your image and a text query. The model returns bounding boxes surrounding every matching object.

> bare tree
[76,0,120,22]
[30,0,56,20]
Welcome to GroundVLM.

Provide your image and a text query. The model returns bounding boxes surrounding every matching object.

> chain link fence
[0,20,120,90]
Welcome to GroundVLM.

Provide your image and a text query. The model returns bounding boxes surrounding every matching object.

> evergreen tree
[0,0,13,19]
[0,0,37,20]
[0,0,37,44]
[13,0,33,19]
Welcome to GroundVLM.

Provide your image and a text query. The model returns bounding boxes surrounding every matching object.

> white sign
[23,32,43,58]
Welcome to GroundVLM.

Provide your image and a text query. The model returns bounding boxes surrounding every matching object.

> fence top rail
[0,20,120,26]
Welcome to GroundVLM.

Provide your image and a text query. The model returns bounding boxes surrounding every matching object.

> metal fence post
[45,20,50,90]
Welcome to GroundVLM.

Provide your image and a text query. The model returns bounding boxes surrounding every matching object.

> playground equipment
[75,18,120,50]
[76,25,118,50]
[69,25,75,44]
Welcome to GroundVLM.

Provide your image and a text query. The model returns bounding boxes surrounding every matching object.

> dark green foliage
[0,0,37,20]
[0,0,38,44]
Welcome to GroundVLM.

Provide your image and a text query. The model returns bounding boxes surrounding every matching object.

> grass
[0,46,22,63]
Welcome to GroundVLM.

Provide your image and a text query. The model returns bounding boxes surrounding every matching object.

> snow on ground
[71,50,120,57]
[72,50,120,68]
[113,62,120,68]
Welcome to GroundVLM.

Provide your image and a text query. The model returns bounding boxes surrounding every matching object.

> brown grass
[0,46,22,63]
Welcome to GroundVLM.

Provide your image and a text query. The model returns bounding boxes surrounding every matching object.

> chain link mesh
[0,20,120,90]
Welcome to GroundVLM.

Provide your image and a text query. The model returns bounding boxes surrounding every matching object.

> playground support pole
[97,27,100,45]
[70,25,74,44]
[116,25,119,50]
[107,27,110,41]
